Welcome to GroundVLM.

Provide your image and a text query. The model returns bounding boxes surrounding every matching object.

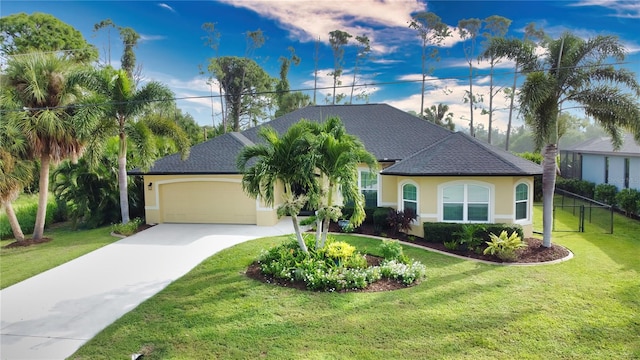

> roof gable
[382,132,542,176]
[563,133,640,157]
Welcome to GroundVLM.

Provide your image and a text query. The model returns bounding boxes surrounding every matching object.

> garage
[158,179,257,224]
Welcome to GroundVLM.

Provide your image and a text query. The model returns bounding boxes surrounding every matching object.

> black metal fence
[534,189,614,234]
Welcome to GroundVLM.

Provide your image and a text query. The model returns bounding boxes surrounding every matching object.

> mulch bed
[3,237,52,249]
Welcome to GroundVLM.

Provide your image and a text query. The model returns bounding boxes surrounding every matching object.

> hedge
[423,222,524,243]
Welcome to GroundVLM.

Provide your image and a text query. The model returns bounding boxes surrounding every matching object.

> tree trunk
[118,131,130,224]
[32,156,50,240]
[218,82,226,133]
[505,63,518,151]
[320,180,334,249]
[468,63,474,137]
[542,143,558,248]
[488,62,494,144]
[3,201,25,242]
[291,213,308,254]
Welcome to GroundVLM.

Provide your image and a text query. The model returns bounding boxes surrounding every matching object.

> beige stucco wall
[380,175,535,238]
[143,174,279,226]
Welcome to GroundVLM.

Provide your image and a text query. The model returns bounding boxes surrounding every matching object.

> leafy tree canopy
[0,12,98,62]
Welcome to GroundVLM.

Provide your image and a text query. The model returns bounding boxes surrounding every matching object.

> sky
[2,0,639,132]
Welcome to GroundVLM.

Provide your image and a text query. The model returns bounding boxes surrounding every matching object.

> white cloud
[158,3,176,13]
[139,34,167,42]
[570,0,640,18]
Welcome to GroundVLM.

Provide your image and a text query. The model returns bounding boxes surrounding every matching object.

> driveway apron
[0,221,293,360]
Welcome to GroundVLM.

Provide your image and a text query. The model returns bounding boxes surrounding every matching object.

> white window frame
[437,181,494,223]
[358,168,380,207]
[398,180,419,217]
[514,180,533,224]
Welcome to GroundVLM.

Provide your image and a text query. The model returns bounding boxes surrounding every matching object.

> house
[560,133,640,191]
[130,104,542,237]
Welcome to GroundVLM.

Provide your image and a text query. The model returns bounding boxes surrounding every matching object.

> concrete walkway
[0,221,294,360]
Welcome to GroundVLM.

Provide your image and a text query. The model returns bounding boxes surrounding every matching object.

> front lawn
[69,209,640,359]
[0,223,120,289]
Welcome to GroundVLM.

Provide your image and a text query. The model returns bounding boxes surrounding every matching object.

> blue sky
[3,0,639,131]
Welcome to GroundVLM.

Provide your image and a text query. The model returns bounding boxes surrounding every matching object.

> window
[359,170,378,208]
[515,183,529,220]
[605,157,609,184]
[442,184,489,222]
[402,183,417,214]
[624,158,630,188]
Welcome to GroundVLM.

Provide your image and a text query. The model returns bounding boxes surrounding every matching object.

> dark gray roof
[131,103,541,176]
[128,132,249,175]
[242,104,454,161]
[562,133,640,157]
[382,132,542,176]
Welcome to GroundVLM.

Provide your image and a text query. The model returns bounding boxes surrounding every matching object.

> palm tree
[310,117,378,248]
[237,122,319,253]
[423,104,455,130]
[2,53,101,240]
[490,33,640,247]
[0,120,34,241]
[86,67,188,224]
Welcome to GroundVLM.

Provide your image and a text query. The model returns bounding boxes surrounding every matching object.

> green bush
[483,231,526,262]
[0,198,58,239]
[516,152,543,164]
[615,188,640,216]
[453,224,486,251]
[257,235,426,291]
[556,177,595,198]
[111,218,143,236]
[594,184,618,205]
[423,222,523,244]
[379,240,409,264]
[373,207,393,233]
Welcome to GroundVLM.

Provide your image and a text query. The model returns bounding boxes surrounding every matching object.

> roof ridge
[460,132,531,170]
[230,132,255,147]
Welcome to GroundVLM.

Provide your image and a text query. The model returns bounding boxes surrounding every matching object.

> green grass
[69,209,640,360]
[0,223,119,289]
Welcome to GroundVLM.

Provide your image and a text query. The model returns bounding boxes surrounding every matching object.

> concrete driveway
[0,221,294,360]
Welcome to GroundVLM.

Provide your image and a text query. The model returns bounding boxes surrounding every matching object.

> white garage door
[160,181,256,224]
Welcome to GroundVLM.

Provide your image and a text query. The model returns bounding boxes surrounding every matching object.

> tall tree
[423,104,455,131]
[275,47,311,117]
[2,53,102,240]
[0,12,98,62]
[349,35,372,104]
[237,122,319,253]
[209,56,275,131]
[457,18,483,137]
[313,36,320,104]
[490,33,640,247]
[86,66,188,224]
[479,15,511,144]
[94,19,141,80]
[202,22,226,132]
[0,119,34,241]
[328,30,352,105]
[309,117,378,248]
[409,12,452,116]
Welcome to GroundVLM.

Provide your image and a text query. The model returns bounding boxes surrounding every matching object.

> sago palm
[2,52,102,240]
[490,32,640,247]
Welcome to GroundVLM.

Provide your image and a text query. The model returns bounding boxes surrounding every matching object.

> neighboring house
[560,133,640,191]
[130,104,542,237]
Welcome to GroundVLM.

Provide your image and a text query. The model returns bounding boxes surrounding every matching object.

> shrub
[555,177,595,198]
[615,188,640,216]
[379,240,409,263]
[594,184,618,205]
[373,207,393,233]
[386,208,417,234]
[516,152,543,164]
[111,218,144,236]
[423,222,523,244]
[0,198,58,239]
[325,241,356,262]
[453,224,485,251]
[483,231,526,262]
[379,260,427,285]
[443,241,459,251]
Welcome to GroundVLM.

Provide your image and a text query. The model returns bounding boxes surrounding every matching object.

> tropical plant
[2,52,102,240]
[275,47,311,117]
[423,103,455,130]
[350,34,372,104]
[309,117,378,249]
[237,122,319,253]
[453,223,486,251]
[85,66,188,224]
[484,230,526,262]
[0,120,34,241]
[386,208,417,235]
[328,29,352,105]
[457,18,482,137]
[488,32,640,247]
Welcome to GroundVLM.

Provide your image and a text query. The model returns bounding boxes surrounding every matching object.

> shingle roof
[128,132,248,175]
[382,132,542,176]
[562,133,640,157]
[130,103,542,176]
[242,104,454,161]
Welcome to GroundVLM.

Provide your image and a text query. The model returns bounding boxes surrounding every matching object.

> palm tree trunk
[290,213,308,254]
[32,156,50,240]
[320,180,334,248]
[542,143,558,248]
[118,131,130,224]
[3,201,25,242]
[468,63,474,137]
[505,62,518,151]
[488,62,494,144]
